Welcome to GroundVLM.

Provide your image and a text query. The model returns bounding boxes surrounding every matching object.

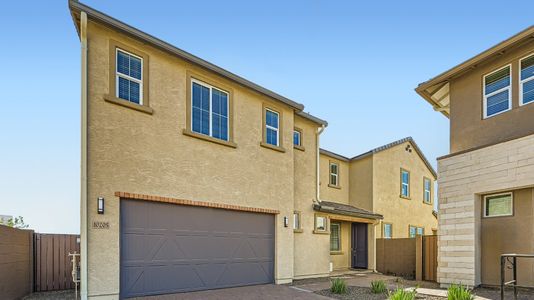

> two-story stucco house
[417,26,534,287]
[318,137,438,271]
[69,1,388,299]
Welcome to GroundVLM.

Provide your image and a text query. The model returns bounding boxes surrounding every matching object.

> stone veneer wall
[438,134,534,287]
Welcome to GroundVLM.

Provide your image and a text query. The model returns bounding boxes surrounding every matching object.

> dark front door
[351,222,368,269]
[120,199,275,298]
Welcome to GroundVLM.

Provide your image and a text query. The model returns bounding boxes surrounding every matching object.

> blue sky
[0,1,532,234]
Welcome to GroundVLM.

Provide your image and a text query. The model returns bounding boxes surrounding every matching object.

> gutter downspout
[80,11,88,300]
[315,125,326,204]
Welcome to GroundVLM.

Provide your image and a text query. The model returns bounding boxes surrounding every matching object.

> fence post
[415,235,423,281]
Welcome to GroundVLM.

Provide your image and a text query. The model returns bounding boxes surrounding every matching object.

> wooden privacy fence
[421,235,438,281]
[34,233,80,292]
[0,225,34,300]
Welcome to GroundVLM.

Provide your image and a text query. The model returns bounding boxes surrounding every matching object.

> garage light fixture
[97,197,105,214]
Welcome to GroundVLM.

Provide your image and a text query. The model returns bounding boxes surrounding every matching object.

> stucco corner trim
[114,192,280,214]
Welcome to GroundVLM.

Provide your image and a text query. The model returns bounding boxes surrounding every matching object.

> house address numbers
[92,221,110,229]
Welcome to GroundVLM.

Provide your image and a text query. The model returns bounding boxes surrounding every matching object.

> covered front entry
[351,222,368,269]
[120,198,275,298]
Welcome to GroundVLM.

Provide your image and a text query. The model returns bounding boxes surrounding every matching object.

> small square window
[330,223,341,251]
[383,223,392,239]
[484,193,513,217]
[315,215,328,233]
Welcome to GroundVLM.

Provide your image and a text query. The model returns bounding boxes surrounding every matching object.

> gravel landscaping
[315,286,445,300]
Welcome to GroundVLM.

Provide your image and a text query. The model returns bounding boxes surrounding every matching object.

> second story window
[329,162,339,186]
[423,177,432,204]
[293,130,301,146]
[520,54,534,106]
[401,169,410,198]
[265,109,280,146]
[483,65,511,118]
[117,49,143,104]
[191,79,229,141]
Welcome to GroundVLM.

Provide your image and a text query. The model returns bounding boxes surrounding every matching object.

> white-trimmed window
[383,223,392,239]
[293,211,301,230]
[483,65,511,118]
[330,223,341,251]
[116,49,143,104]
[520,54,534,106]
[265,109,279,146]
[401,169,410,198]
[423,177,432,204]
[191,79,229,141]
[484,192,513,218]
[329,162,339,186]
[293,130,301,146]
[315,215,328,232]
[409,225,424,238]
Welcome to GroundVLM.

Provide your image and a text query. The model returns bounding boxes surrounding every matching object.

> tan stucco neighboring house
[69,1,384,299]
[319,137,438,271]
[416,26,534,287]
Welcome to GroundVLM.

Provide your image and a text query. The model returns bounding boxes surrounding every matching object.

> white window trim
[265,108,280,146]
[293,212,300,230]
[191,78,230,141]
[315,215,328,232]
[424,178,431,203]
[519,54,534,106]
[116,48,143,105]
[483,64,512,119]
[483,192,513,218]
[329,162,339,186]
[383,223,392,239]
[401,170,410,197]
[293,130,301,146]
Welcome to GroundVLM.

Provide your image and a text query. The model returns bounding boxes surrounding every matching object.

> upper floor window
[400,169,410,198]
[409,225,424,238]
[191,79,229,141]
[293,129,301,146]
[483,65,511,118]
[265,109,280,146]
[329,162,339,186]
[293,211,301,232]
[520,54,534,106]
[117,49,143,104]
[423,177,432,204]
[383,223,392,239]
[484,192,513,218]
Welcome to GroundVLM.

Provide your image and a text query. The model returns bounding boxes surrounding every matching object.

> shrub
[370,280,387,294]
[330,278,347,294]
[447,284,474,300]
[387,287,416,300]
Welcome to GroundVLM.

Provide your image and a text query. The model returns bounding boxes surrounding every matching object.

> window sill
[400,195,411,200]
[104,95,153,114]
[313,229,330,235]
[328,184,341,189]
[423,201,433,206]
[183,129,237,148]
[293,229,303,233]
[330,251,344,255]
[294,145,305,152]
[260,141,286,153]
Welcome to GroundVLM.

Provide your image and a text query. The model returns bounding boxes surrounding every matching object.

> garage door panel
[120,199,275,298]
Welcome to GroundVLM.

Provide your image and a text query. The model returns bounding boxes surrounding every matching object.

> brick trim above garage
[114,191,280,214]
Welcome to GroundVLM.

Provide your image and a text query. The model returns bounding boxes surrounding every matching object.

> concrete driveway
[132,284,330,300]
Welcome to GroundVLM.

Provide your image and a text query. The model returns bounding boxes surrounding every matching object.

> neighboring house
[0,215,13,225]
[69,2,384,299]
[416,26,534,287]
[319,138,438,271]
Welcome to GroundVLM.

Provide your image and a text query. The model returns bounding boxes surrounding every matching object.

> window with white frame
[423,177,432,204]
[401,169,410,197]
[383,223,392,239]
[330,223,341,251]
[520,54,534,105]
[116,49,143,104]
[265,109,279,146]
[409,225,424,238]
[315,215,327,232]
[329,162,339,186]
[191,79,229,141]
[484,192,513,217]
[483,65,511,118]
[293,130,301,146]
[293,211,301,230]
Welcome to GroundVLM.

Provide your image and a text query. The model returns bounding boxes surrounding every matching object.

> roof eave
[313,204,383,220]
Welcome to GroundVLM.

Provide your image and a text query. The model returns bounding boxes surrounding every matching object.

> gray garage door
[120,199,275,298]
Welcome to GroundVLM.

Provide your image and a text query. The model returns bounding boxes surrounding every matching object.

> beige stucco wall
[319,154,350,204]
[438,134,534,287]
[85,21,319,298]
[349,156,373,211]
[372,142,437,239]
[449,41,534,153]
[330,221,351,270]
[293,116,330,279]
